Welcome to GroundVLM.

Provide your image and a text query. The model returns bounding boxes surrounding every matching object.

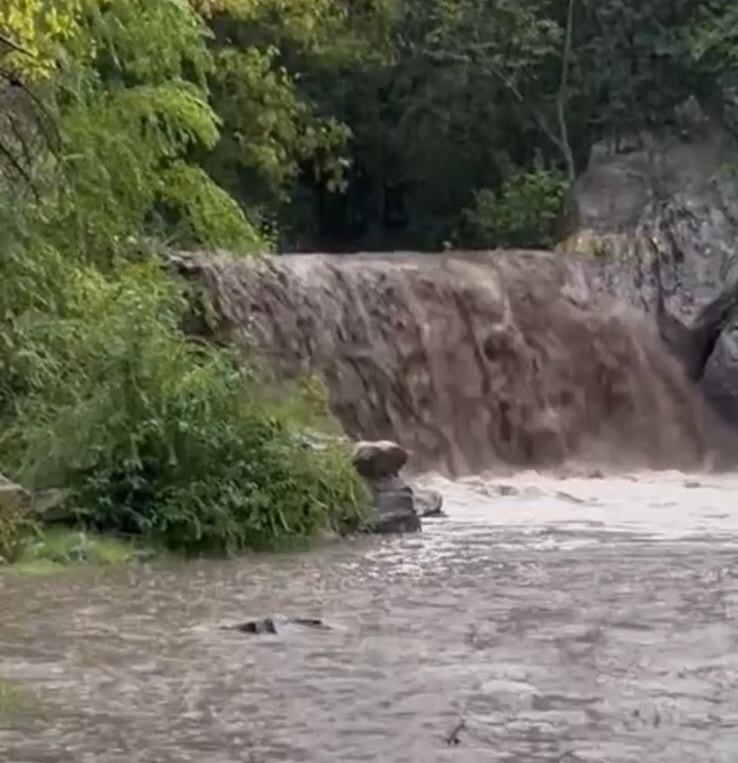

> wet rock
[562,100,738,427]
[352,440,408,479]
[223,616,328,635]
[413,487,445,517]
[349,439,425,533]
[370,475,422,534]
[556,491,586,505]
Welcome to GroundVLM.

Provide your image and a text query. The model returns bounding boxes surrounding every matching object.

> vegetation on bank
[8,530,142,575]
[1,1,737,557]
[0,1,367,558]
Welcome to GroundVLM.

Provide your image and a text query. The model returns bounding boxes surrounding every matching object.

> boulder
[561,100,738,425]
[370,475,422,534]
[352,440,408,479]
[0,474,30,512]
[350,439,431,533]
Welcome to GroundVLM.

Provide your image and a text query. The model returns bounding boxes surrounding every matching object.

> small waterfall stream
[172,249,720,474]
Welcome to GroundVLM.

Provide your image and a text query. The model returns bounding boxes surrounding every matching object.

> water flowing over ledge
[170,249,726,475]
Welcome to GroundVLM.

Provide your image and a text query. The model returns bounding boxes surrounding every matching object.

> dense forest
[1,0,737,557]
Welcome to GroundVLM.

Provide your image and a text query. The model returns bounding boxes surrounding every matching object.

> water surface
[3,470,738,762]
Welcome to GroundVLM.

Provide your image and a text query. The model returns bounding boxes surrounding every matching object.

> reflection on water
[3,470,738,762]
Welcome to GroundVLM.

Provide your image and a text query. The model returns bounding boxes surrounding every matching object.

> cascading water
[171,249,727,475]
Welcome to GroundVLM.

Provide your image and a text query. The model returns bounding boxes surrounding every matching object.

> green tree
[0,0,366,554]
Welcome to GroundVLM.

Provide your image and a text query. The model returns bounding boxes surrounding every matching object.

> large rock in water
[352,441,421,534]
[561,100,738,426]
[352,440,408,479]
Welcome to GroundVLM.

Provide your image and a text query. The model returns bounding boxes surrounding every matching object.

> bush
[0,0,367,557]
[0,503,34,564]
[461,167,567,249]
[0,254,367,554]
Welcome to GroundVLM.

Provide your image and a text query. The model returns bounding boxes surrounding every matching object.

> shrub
[0,503,35,564]
[0,254,367,554]
[461,167,567,249]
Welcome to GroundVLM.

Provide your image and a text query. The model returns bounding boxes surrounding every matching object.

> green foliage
[0,0,365,556]
[4,0,738,555]
[461,168,567,249]
[2,0,268,258]
[0,254,366,554]
[14,529,139,570]
[0,502,35,564]
[159,162,267,252]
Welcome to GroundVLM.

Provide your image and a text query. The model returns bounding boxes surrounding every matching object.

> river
[2,469,738,762]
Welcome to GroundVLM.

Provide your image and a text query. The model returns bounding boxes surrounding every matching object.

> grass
[8,529,146,575]
[0,680,36,717]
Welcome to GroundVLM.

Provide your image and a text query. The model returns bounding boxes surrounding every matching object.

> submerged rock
[223,616,329,635]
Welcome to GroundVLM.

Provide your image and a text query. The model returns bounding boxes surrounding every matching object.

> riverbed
[2,470,738,762]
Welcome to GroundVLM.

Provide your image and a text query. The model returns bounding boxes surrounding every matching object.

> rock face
[562,101,738,426]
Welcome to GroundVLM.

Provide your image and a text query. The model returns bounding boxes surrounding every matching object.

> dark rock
[370,475,422,534]
[350,440,423,534]
[562,101,738,426]
[352,440,408,479]
[224,616,328,635]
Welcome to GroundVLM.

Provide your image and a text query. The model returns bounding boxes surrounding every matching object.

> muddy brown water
[3,470,738,762]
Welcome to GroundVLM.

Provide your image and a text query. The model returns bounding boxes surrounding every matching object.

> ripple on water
[3,471,738,761]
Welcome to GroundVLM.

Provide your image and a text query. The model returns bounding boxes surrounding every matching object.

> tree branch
[557,0,577,182]
[0,33,35,59]
[412,44,569,160]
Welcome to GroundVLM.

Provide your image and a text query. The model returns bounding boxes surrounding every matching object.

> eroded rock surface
[562,101,738,426]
